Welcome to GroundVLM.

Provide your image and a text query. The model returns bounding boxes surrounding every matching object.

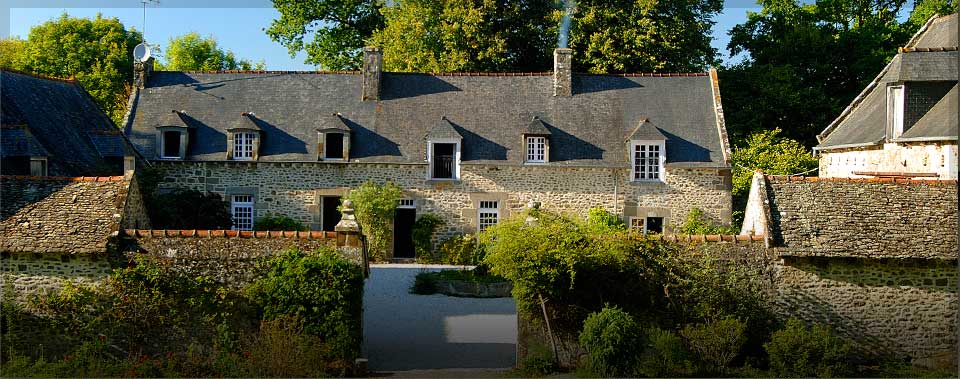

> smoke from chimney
[558,0,576,48]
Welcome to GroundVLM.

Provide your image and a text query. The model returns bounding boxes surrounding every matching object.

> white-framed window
[233,132,256,160]
[427,139,461,180]
[629,216,664,234]
[526,136,546,163]
[399,198,416,209]
[478,200,499,232]
[231,195,254,231]
[887,85,905,139]
[160,130,183,159]
[629,217,644,232]
[631,141,665,181]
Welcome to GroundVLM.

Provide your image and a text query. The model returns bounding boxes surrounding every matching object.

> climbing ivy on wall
[341,180,403,261]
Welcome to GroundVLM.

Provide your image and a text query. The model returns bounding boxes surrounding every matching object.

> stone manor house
[122,48,733,258]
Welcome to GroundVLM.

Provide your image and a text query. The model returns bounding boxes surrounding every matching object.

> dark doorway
[393,208,416,258]
[322,196,342,231]
[432,143,455,179]
[646,217,663,234]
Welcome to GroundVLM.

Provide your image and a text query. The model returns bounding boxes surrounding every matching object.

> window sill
[629,179,665,185]
[426,178,461,183]
[158,157,184,160]
[523,161,548,166]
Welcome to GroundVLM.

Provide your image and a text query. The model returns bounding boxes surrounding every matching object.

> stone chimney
[133,57,154,89]
[362,47,382,101]
[553,48,572,97]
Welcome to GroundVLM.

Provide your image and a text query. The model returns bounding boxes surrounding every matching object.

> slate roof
[523,116,551,135]
[817,13,959,149]
[0,176,130,254]
[629,119,668,140]
[125,70,727,167]
[1,126,49,158]
[0,69,134,175]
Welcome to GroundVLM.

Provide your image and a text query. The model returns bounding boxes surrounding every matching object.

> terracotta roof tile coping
[1,175,126,182]
[639,234,764,243]
[125,229,336,239]
[160,70,708,77]
[899,46,959,53]
[765,175,957,185]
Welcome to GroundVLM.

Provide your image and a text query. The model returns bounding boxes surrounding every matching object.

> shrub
[410,271,438,295]
[578,307,644,377]
[254,214,307,231]
[680,317,747,374]
[242,315,348,377]
[678,207,738,235]
[585,207,625,232]
[765,318,853,378]
[518,343,558,377]
[436,234,482,265]
[411,214,443,259]
[150,189,233,229]
[342,181,403,260]
[246,248,365,361]
[639,326,693,377]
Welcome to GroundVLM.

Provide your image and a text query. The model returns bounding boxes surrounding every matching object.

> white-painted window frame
[233,132,256,161]
[630,140,665,182]
[526,136,546,163]
[628,217,644,232]
[231,195,254,231]
[426,138,461,180]
[398,198,416,209]
[322,132,346,161]
[478,200,500,232]
[888,85,905,139]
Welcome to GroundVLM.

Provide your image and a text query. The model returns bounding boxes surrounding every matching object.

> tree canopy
[266,0,386,70]
[156,32,264,71]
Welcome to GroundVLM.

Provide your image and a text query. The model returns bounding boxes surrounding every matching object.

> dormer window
[227,112,262,161]
[29,157,47,176]
[425,116,462,180]
[523,116,551,164]
[155,110,191,160]
[317,113,352,161]
[887,85,905,139]
[627,119,667,182]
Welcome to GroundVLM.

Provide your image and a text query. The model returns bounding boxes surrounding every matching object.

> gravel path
[363,265,517,371]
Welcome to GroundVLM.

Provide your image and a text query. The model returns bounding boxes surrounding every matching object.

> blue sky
[7,1,769,70]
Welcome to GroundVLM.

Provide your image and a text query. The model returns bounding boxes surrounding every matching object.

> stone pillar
[335,200,368,276]
[134,57,154,89]
[361,47,382,101]
[553,48,572,97]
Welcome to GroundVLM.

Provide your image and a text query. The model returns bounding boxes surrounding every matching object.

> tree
[0,38,26,69]
[156,32,264,71]
[266,0,386,70]
[15,13,141,126]
[568,0,724,73]
[369,0,555,72]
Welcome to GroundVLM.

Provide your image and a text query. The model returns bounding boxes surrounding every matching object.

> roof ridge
[1,175,127,182]
[898,46,959,53]
[764,175,957,185]
[159,70,360,75]
[160,70,709,78]
[1,68,78,84]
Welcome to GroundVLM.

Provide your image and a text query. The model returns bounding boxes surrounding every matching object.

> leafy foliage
[765,318,854,378]
[638,326,693,377]
[578,307,644,377]
[678,207,737,235]
[7,13,141,125]
[150,189,233,230]
[266,0,386,70]
[156,32,264,71]
[254,214,307,231]
[411,213,444,259]
[680,317,747,374]
[246,248,365,361]
[584,206,625,233]
[341,180,403,260]
[435,234,483,265]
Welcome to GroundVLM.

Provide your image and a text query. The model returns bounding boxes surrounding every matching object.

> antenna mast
[140,0,159,44]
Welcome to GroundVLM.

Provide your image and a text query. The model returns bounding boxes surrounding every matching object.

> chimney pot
[554,48,572,97]
[362,47,382,101]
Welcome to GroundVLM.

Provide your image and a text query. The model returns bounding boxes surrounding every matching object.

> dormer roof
[425,116,462,140]
[317,113,352,133]
[227,112,263,132]
[0,125,49,158]
[156,110,192,129]
[628,119,667,140]
[523,116,551,135]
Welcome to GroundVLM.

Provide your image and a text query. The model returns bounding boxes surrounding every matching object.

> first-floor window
[478,200,499,232]
[632,141,664,181]
[526,136,546,163]
[162,131,182,159]
[233,132,256,160]
[231,195,254,230]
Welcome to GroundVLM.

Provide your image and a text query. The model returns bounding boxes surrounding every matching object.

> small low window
[233,132,256,160]
[478,200,499,232]
[325,133,345,159]
[526,136,546,163]
[162,131,182,159]
[399,199,416,209]
[646,217,663,234]
[628,217,644,232]
[231,195,254,231]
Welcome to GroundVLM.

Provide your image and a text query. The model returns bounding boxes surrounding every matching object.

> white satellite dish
[133,43,152,62]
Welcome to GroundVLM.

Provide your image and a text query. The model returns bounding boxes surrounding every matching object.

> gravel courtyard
[362,264,517,371]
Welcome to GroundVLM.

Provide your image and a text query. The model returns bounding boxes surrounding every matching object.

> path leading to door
[363,265,517,371]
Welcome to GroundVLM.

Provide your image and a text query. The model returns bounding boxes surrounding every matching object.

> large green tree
[12,13,141,126]
[0,38,26,69]
[156,32,264,71]
[266,0,386,70]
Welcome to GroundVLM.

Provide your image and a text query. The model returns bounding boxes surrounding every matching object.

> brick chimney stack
[362,47,382,101]
[553,48,572,97]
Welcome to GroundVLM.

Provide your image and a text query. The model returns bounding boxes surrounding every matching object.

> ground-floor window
[231,195,254,230]
[478,201,499,232]
[629,216,664,234]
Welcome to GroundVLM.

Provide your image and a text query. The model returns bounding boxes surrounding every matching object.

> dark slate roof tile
[426,116,463,140]
[1,127,49,157]
[899,84,959,140]
[523,116,551,135]
[628,119,668,140]
[910,13,958,49]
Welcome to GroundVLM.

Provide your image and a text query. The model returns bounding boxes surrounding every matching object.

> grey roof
[228,113,263,131]
[125,71,727,167]
[157,110,192,128]
[1,127,49,158]
[0,69,131,175]
[523,116,551,135]
[628,119,668,140]
[426,116,463,140]
[817,13,959,150]
[318,114,352,132]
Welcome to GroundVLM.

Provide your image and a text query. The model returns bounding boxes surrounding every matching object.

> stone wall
[154,161,731,256]
[122,229,350,286]
[0,252,113,303]
[121,176,152,229]
[819,142,958,180]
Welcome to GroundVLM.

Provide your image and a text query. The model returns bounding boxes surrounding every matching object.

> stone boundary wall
[518,236,958,368]
[0,252,113,303]
[122,229,359,286]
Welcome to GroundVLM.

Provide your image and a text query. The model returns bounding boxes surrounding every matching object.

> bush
[678,207,738,235]
[254,214,306,231]
[436,234,482,265]
[411,214,443,259]
[639,326,693,377]
[585,207,625,232]
[342,181,403,261]
[518,343,558,377]
[150,189,233,229]
[680,317,747,374]
[410,272,438,295]
[765,318,853,378]
[246,248,365,361]
[578,307,644,377]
